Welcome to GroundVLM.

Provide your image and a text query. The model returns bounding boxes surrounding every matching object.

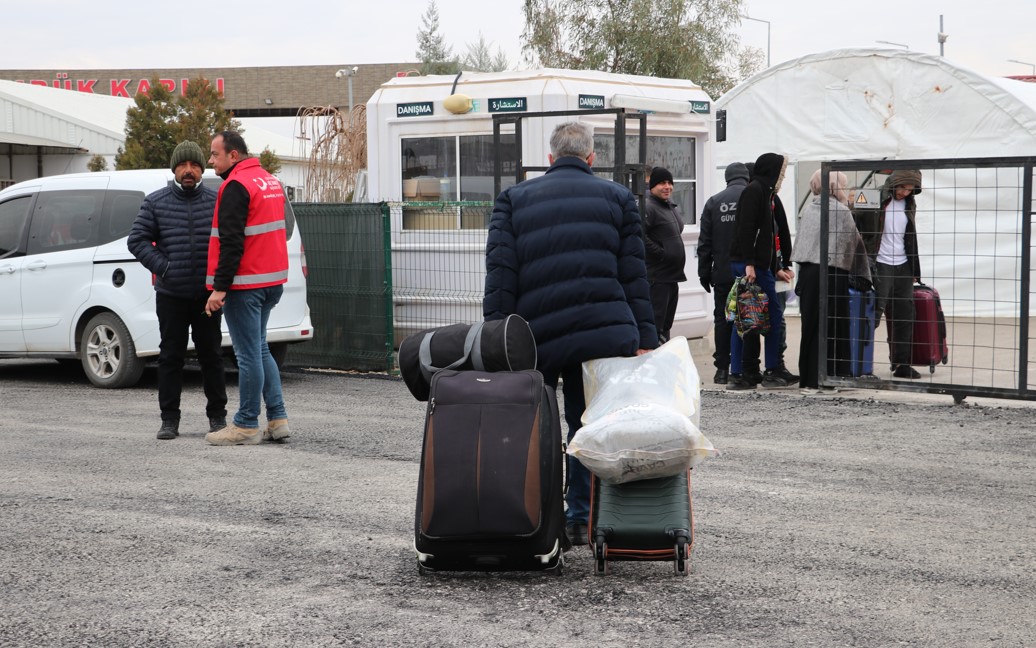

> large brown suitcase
[910,282,949,372]
[414,369,567,573]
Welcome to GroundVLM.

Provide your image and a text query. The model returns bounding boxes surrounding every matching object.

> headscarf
[809,169,849,205]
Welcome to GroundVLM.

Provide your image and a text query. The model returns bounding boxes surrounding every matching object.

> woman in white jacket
[792,170,872,391]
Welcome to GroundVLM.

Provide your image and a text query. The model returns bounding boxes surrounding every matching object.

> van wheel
[81,312,144,388]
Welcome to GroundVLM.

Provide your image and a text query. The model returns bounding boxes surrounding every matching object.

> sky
[3,0,1034,83]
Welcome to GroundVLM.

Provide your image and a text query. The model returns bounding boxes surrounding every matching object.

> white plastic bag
[568,403,716,483]
[569,337,717,484]
[580,336,701,428]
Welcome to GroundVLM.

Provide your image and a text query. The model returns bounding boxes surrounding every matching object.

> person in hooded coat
[727,152,797,390]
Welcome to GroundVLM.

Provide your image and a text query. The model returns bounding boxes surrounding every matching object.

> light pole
[876,40,909,49]
[740,14,770,68]
[1008,59,1036,75]
[335,66,359,113]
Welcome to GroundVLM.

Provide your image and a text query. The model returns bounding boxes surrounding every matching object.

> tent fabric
[716,49,1036,318]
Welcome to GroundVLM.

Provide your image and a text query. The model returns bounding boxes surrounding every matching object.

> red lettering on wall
[111,79,130,97]
[77,80,97,93]
[159,79,176,92]
[30,80,48,86]
[216,78,224,96]
[181,78,189,94]
[136,79,152,95]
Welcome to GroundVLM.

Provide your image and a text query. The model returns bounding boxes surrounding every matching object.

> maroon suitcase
[911,283,949,372]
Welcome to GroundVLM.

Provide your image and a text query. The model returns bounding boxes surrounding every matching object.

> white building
[367,68,717,339]
[0,79,309,192]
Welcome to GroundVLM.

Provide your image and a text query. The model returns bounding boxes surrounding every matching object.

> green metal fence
[284,201,494,374]
[286,202,394,372]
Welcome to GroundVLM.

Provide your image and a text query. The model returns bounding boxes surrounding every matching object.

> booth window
[593,134,697,224]
[401,134,516,230]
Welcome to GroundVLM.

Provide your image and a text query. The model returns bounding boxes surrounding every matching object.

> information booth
[365,68,715,341]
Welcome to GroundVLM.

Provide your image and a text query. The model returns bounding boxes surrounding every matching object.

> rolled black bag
[398,314,538,401]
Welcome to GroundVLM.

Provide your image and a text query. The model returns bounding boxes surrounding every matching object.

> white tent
[715,48,1036,317]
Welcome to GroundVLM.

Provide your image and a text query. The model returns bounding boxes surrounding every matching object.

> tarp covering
[716,49,1036,317]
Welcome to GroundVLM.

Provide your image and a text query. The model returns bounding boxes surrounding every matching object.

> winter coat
[127,182,218,300]
[642,193,687,283]
[484,156,658,374]
[865,170,922,279]
[792,196,872,280]
[698,164,749,287]
[729,153,793,273]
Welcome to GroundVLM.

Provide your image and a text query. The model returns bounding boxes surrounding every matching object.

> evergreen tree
[462,33,510,72]
[116,76,241,170]
[416,0,460,75]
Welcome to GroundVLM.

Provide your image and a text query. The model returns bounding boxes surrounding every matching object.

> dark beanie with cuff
[649,166,674,189]
[170,141,207,173]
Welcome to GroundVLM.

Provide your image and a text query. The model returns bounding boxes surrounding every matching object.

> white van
[0,169,313,388]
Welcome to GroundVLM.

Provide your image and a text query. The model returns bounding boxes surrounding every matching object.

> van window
[103,190,146,244]
[0,195,34,258]
[27,189,105,255]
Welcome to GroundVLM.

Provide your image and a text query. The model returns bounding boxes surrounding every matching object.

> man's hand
[205,290,226,316]
[744,264,756,283]
[699,276,712,293]
[777,267,795,283]
[635,348,653,356]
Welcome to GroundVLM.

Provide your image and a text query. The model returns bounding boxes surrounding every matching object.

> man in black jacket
[643,167,686,344]
[128,141,227,440]
[698,162,750,384]
[727,153,798,390]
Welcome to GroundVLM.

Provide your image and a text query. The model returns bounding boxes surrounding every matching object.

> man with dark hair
[484,121,657,546]
[128,141,227,440]
[642,166,686,344]
[204,131,291,445]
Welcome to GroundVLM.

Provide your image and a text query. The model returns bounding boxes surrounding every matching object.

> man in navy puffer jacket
[484,122,657,546]
[128,141,227,440]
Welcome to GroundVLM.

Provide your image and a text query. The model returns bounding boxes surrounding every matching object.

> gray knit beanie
[169,141,206,173]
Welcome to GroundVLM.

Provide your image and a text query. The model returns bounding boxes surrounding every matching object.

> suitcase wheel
[594,542,609,576]
[674,539,689,577]
[929,363,936,373]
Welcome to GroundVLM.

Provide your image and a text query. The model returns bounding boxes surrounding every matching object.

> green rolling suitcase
[587,471,693,576]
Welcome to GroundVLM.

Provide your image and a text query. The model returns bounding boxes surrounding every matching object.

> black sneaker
[713,369,729,385]
[761,368,791,388]
[745,371,764,386]
[566,522,589,546]
[893,365,922,379]
[208,416,227,433]
[726,374,756,391]
[157,420,179,440]
[775,364,799,383]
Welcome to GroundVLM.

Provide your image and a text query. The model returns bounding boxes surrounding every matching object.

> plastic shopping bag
[569,337,717,484]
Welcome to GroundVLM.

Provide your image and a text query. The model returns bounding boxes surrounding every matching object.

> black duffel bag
[398,314,538,401]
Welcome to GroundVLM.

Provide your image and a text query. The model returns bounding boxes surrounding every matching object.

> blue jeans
[222,285,287,428]
[729,262,784,373]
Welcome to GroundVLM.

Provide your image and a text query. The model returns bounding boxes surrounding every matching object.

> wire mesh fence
[810,157,1036,402]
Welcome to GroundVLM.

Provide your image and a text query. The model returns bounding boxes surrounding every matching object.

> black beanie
[649,166,674,189]
[170,141,206,173]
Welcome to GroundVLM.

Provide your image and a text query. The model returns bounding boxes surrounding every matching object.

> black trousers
[875,262,915,366]
[156,293,228,422]
[650,281,679,344]
[797,264,850,388]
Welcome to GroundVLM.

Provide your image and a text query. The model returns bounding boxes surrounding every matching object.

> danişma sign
[578,94,605,110]
[396,102,434,118]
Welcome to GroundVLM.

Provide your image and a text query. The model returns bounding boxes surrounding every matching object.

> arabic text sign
[488,97,528,113]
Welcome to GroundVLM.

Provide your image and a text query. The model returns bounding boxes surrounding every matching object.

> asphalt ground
[1,357,1035,647]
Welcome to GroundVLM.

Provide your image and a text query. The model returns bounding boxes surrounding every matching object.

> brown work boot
[205,423,261,446]
[263,419,291,443]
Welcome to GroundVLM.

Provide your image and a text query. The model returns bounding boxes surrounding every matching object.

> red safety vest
[206,158,289,290]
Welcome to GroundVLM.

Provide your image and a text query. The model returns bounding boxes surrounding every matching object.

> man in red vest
[203,131,291,446]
